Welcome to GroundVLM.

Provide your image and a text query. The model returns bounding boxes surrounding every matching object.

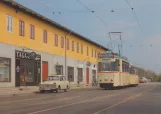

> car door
[62,76,66,89]
[60,76,65,89]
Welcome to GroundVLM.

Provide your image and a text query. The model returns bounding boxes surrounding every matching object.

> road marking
[93,93,143,114]
[0,94,63,104]
[0,90,112,105]
[27,92,124,114]
[1,96,81,110]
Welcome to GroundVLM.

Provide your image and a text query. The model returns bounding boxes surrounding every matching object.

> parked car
[39,75,69,93]
[139,77,148,83]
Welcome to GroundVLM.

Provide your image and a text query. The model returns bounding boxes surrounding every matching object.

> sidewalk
[0,85,98,97]
[0,86,39,97]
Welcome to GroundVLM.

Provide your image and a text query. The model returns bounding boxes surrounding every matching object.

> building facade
[0,0,108,87]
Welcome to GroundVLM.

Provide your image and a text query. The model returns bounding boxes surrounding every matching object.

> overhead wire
[76,0,114,52]
[76,0,108,27]
[124,0,145,36]
[51,5,156,15]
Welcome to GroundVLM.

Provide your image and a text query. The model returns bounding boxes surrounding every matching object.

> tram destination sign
[15,50,41,61]
[100,53,128,60]
[100,53,114,58]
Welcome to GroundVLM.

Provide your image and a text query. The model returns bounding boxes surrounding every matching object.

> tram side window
[130,67,137,74]
[130,68,138,75]
[122,62,129,72]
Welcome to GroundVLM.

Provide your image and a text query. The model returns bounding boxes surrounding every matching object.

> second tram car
[129,65,139,86]
[98,53,139,89]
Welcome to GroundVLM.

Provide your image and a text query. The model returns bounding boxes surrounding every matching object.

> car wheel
[55,89,58,93]
[50,90,53,93]
[64,89,67,92]
[40,90,45,93]
[58,85,61,92]
[67,85,69,89]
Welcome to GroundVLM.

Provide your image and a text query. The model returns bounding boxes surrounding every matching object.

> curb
[0,87,99,98]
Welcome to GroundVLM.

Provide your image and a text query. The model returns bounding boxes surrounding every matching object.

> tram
[129,65,139,86]
[98,53,139,89]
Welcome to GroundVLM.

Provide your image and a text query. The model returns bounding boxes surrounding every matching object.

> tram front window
[98,62,118,71]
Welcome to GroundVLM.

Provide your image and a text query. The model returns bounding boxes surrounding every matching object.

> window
[92,70,96,86]
[81,44,83,54]
[68,67,74,82]
[55,65,63,75]
[60,76,65,81]
[87,46,89,56]
[7,15,12,32]
[19,20,25,36]
[47,76,59,81]
[98,52,100,58]
[0,57,11,82]
[72,41,74,51]
[54,34,58,46]
[67,39,69,50]
[78,68,83,82]
[92,49,93,57]
[95,50,97,58]
[43,30,47,43]
[30,24,35,39]
[122,61,129,72]
[98,61,119,72]
[77,43,79,53]
[61,37,64,48]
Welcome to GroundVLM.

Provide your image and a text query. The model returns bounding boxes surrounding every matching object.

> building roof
[1,0,109,51]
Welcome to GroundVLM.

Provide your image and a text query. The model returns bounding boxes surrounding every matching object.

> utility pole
[64,31,72,81]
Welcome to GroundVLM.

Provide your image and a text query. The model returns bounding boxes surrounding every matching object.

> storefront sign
[15,50,41,61]
[86,61,91,66]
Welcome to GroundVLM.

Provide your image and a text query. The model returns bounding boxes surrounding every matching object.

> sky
[15,0,161,73]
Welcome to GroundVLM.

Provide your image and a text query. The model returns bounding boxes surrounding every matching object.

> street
[0,83,161,114]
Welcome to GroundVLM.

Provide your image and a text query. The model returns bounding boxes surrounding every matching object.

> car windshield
[46,76,60,81]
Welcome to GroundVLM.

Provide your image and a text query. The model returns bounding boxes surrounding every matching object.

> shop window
[56,65,63,75]
[0,57,11,82]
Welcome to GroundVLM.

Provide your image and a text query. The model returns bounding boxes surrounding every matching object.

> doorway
[20,59,35,86]
[86,68,89,85]
[68,67,74,82]
[42,61,48,81]
[92,70,96,86]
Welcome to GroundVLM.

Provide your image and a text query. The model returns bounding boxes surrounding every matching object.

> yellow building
[0,0,108,87]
